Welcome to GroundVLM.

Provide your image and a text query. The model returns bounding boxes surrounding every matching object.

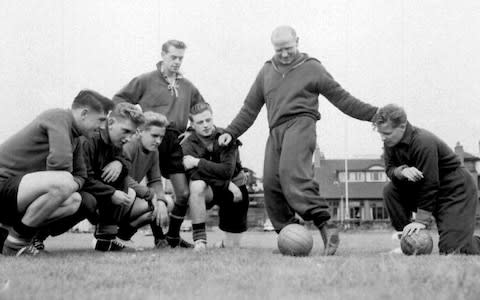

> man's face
[272,35,299,65]
[161,46,185,74]
[108,117,138,147]
[78,109,108,137]
[377,121,407,148]
[191,110,214,137]
[140,126,166,152]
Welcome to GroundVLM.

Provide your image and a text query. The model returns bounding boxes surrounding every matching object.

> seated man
[374,104,480,254]
[116,111,172,248]
[0,90,112,256]
[182,103,249,251]
[81,102,145,252]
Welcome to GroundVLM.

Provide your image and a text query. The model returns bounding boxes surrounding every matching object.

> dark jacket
[0,109,86,188]
[181,128,243,190]
[81,127,130,200]
[113,62,205,132]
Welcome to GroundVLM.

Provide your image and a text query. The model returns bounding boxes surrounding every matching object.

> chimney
[454,141,464,165]
[314,145,325,168]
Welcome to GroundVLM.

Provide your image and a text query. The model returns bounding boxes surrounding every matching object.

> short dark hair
[110,103,145,127]
[162,40,187,53]
[141,111,169,130]
[189,102,212,121]
[373,104,407,129]
[72,90,114,114]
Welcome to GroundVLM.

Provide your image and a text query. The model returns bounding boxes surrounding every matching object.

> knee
[64,192,82,215]
[49,172,78,201]
[382,183,395,203]
[189,180,207,198]
[80,192,97,214]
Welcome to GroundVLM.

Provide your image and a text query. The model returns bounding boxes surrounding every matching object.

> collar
[99,125,113,145]
[397,122,415,146]
[269,53,309,74]
[156,61,184,80]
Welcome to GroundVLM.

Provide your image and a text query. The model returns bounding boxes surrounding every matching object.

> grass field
[1,229,480,300]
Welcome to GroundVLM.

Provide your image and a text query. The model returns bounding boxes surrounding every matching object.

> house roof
[314,158,386,199]
[463,151,480,161]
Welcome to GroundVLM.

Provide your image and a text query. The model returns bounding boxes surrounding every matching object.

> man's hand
[400,167,424,182]
[102,161,123,183]
[183,155,200,170]
[151,195,169,228]
[179,131,192,145]
[228,182,243,202]
[111,190,133,206]
[218,133,232,146]
[402,222,426,236]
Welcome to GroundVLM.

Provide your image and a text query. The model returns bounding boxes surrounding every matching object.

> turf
[1,230,480,300]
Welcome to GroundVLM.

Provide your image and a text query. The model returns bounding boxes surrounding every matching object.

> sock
[117,225,137,241]
[166,204,188,238]
[192,223,206,244]
[150,223,165,240]
[4,221,36,251]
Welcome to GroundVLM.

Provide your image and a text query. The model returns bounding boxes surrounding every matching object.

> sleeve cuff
[393,165,408,180]
[415,209,433,226]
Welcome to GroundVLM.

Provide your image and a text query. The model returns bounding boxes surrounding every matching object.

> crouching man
[375,104,480,254]
[182,103,249,251]
[0,90,112,256]
[116,112,172,248]
[82,102,145,252]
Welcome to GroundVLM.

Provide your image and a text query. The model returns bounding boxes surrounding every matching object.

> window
[366,171,387,182]
[338,171,365,182]
[371,206,389,220]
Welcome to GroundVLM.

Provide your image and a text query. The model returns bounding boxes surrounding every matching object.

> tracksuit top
[113,61,205,132]
[384,122,464,223]
[122,136,163,200]
[225,53,378,138]
[81,128,130,200]
[181,128,244,191]
[0,109,86,188]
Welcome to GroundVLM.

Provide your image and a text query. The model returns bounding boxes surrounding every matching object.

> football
[277,224,313,256]
[400,230,434,255]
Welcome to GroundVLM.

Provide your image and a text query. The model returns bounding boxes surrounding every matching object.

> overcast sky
[1,1,479,175]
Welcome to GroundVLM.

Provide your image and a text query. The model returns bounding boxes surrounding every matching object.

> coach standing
[218,25,378,255]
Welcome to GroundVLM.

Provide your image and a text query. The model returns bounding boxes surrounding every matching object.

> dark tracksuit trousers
[263,116,330,232]
[384,167,480,254]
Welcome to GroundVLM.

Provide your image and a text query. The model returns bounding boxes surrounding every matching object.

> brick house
[313,150,389,222]
[313,142,480,223]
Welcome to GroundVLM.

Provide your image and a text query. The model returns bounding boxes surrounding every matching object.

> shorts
[209,185,249,233]
[158,126,185,177]
[0,175,24,225]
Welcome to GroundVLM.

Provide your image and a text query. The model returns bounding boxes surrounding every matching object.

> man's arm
[225,69,266,139]
[43,115,75,172]
[316,63,378,121]
[71,138,86,191]
[81,137,117,199]
[409,137,441,225]
[383,147,409,186]
[112,76,144,105]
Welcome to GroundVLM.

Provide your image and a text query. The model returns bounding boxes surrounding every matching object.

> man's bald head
[271,25,297,44]
[270,25,299,65]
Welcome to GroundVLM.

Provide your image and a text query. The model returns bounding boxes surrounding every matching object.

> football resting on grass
[400,230,434,255]
[277,224,313,256]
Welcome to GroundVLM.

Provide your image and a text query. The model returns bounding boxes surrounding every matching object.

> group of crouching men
[0,90,249,256]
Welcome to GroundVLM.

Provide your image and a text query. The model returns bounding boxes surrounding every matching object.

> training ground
[1,229,479,300]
